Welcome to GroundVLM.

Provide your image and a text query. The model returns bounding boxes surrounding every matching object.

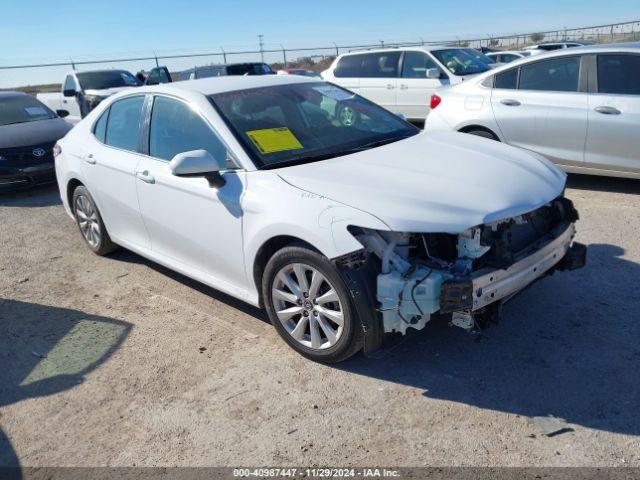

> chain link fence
[1,19,639,92]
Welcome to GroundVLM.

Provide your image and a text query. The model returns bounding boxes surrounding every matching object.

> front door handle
[386,84,395,90]
[501,99,521,106]
[83,153,96,165]
[399,84,408,90]
[135,170,155,184]
[594,106,621,115]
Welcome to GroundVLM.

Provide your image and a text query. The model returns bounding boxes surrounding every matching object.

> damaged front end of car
[334,196,587,354]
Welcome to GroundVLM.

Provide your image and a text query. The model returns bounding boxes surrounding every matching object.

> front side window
[519,56,580,92]
[210,82,418,169]
[431,48,491,76]
[597,54,640,95]
[104,96,145,152]
[149,96,227,162]
[334,55,363,78]
[0,95,56,126]
[401,52,440,79]
[76,70,142,90]
[361,52,401,78]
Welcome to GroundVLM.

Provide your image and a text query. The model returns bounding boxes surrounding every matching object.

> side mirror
[63,89,77,97]
[56,109,70,118]
[169,150,226,187]
[426,68,441,79]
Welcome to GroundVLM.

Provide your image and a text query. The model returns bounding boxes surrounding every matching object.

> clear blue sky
[1,0,637,86]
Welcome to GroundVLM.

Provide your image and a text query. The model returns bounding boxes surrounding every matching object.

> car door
[358,51,401,111]
[61,74,82,123]
[584,53,640,174]
[490,55,589,166]
[81,95,150,249]
[134,94,247,290]
[397,51,448,120]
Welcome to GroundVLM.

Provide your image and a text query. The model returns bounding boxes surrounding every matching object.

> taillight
[430,94,442,110]
[53,143,62,158]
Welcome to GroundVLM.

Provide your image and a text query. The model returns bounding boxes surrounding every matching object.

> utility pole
[258,34,264,62]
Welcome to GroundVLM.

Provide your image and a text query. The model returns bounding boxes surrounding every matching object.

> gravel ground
[1,175,639,468]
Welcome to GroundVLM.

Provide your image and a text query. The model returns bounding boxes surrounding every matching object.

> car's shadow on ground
[0,185,62,208]
[337,243,640,436]
[0,299,131,473]
[566,173,640,195]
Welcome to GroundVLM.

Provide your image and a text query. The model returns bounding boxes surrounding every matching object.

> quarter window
[401,52,439,79]
[361,52,401,78]
[93,109,109,143]
[597,54,640,95]
[334,55,363,78]
[518,56,580,92]
[494,68,518,89]
[104,96,145,152]
[149,96,227,162]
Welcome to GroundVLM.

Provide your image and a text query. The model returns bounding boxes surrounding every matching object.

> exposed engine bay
[343,196,586,336]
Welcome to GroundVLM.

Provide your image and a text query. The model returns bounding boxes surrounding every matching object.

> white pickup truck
[37,67,171,123]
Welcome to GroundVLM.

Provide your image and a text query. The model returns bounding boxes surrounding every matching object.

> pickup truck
[37,67,171,123]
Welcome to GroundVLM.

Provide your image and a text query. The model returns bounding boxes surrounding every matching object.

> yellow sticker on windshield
[246,127,303,154]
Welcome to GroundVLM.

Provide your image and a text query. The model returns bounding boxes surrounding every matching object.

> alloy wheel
[272,263,344,350]
[75,195,101,248]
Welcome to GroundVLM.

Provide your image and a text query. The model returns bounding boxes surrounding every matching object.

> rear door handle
[594,106,621,115]
[386,84,395,90]
[83,153,96,165]
[399,84,408,90]
[500,99,521,106]
[135,170,155,184]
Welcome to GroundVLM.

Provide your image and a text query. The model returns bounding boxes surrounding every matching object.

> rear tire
[262,246,364,363]
[72,186,118,256]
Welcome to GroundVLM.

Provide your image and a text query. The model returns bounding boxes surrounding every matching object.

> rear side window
[361,52,401,78]
[494,68,518,89]
[334,55,363,78]
[597,54,640,95]
[104,96,145,152]
[401,51,439,78]
[149,96,227,162]
[519,56,580,92]
[93,109,109,143]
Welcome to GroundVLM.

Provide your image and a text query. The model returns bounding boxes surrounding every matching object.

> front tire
[262,246,363,363]
[72,185,118,256]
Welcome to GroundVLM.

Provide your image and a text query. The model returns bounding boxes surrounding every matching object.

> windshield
[226,63,275,75]
[0,95,57,126]
[432,49,492,76]
[210,82,419,169]
[76,70,142,90]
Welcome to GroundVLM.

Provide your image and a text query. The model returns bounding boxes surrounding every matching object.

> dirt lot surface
[1,175,639,468]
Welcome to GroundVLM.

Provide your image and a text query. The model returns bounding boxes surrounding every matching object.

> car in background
[277,68,322,78]
[178,62,275,81]
[524,40,595,55]
[322,47,494,122]
[54,75,585,362]
[0,92,72,191]
[425,42,640,179]
[486,50,532,63]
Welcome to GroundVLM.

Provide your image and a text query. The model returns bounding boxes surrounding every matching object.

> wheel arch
[252,235,319,307]
[66,178,84,212]
[458,124,500,140]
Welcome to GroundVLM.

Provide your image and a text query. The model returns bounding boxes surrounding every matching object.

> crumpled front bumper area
[440,221,587,313]
[0,163,56,192]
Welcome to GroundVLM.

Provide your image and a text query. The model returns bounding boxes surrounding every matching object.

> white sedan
[54,75,586,362]
[426,43,640,179]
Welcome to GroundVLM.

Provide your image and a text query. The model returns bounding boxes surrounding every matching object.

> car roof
[338,45,468,57]
[0,91,28,99]
[471,41,640,80]
[137,73,319,96]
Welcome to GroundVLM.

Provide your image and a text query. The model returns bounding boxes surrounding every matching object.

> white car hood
[84,86,134,98]
[277,132,566,233]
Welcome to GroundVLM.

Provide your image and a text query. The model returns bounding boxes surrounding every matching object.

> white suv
[54,75,586,362]
[322,47,494,122]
